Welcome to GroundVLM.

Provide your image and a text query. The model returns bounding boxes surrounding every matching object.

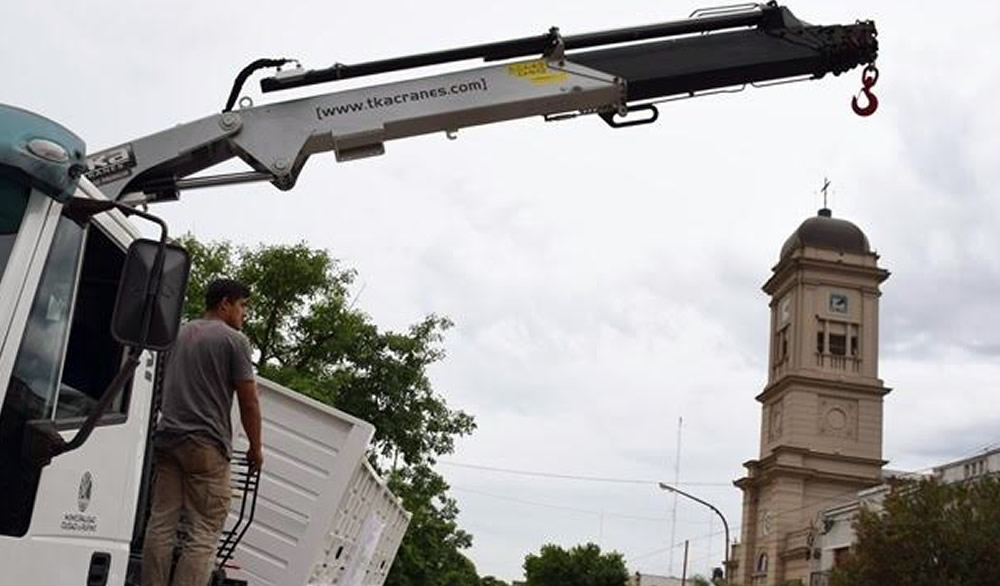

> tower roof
[779,208,870,261]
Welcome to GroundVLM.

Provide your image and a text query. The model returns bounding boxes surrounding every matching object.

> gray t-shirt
[156,318,255,458]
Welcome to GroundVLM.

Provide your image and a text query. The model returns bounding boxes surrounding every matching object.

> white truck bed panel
[227,377,410,586]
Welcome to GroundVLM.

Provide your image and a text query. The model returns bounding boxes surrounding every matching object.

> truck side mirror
[111,238,191,351]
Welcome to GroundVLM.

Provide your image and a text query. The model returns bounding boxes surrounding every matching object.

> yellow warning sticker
[507,60,569,84]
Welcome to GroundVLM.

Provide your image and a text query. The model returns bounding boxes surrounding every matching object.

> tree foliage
[179,236,479,585]
[386,463,478,586]
[180,236,475,471]
[831,476,1000,586]
[523,543,628,586]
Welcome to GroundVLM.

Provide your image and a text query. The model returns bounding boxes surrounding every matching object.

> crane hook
[851,64,879,117]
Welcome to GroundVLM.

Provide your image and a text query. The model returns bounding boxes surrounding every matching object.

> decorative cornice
[766,444,887,467]
[764,255,889,295]
[745,447,886,485]
[757,374,891,404]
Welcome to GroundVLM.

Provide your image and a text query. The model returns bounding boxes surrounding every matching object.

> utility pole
[668,417,683,575]
[681,540,689,586]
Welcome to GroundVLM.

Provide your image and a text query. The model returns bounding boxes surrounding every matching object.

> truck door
[0,186,156,586]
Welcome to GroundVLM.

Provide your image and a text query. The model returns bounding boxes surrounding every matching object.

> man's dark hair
[205,278,250,310]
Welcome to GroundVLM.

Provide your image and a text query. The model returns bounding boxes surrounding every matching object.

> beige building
[811,447,1000,584]
[729,208,890,586]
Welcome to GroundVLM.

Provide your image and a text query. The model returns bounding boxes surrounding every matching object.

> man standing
[142,279,263,586]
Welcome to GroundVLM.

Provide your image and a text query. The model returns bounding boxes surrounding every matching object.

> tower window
[816,318,861,371]
[776,328,790,362]
[829,334,847,356]
[816,320,860,355]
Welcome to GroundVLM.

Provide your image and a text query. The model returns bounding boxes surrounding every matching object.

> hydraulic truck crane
[0,3,878,586]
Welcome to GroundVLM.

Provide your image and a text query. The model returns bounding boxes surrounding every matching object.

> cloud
[6,0,1000,582]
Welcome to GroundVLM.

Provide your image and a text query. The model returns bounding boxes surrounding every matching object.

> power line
[439,460,732,487]
[625,455,977,566]
[630,456,982,566]
[451,485,717,524]
[628,526,730,563]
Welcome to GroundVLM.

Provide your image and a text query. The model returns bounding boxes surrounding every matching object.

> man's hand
[235,378,263,474]
[247,445,264,473]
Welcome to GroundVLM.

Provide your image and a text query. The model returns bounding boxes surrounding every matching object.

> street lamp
[658,482,730,582]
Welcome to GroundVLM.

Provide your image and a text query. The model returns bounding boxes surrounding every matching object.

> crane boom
[83,2,877,204]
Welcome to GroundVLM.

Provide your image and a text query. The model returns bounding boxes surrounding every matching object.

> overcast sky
[6,0,1000,581]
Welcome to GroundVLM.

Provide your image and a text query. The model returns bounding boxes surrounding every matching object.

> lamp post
[658,482,730,582]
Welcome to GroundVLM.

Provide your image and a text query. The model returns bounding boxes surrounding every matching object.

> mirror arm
[125,206,170,346]
[22,350,143,468]
[62,350,143,452]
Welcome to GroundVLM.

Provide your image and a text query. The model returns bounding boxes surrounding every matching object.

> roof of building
[779,208,871,260]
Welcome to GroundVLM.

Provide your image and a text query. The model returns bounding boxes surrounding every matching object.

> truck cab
[0,105,410,586]
[0,106,155,585]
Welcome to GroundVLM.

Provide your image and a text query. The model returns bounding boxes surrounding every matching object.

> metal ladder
[211,454,261,586]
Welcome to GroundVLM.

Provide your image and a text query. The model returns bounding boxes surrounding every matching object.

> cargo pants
[142,438,231,586]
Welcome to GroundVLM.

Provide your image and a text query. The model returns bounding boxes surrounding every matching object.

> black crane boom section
[260,2,875,96]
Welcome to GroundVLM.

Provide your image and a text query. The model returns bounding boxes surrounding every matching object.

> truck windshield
[0,175,30,285]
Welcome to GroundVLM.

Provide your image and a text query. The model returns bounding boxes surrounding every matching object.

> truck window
[0,213,85,536]
[57,223,129,420]
[0,212,130,536]
[0,175,30,285]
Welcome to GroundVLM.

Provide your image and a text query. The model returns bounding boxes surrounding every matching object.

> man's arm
[234,379,263,471]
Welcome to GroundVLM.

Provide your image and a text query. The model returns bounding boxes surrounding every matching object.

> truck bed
[225,377,410,586]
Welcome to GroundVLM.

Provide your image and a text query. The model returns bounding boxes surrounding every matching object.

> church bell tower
[731,207,890,585]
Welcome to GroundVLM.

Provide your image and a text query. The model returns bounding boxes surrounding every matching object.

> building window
[756,552,769,574]
[965,459,988,479]
[833,547,851,567]
[816,318,861,369]
[775,327,790,363]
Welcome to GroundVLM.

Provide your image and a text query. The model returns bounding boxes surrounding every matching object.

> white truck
[0,4,878,585]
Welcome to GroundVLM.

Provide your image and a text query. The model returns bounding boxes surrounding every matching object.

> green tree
[480,576,510,586]
[524,543,628,586]
[387,463,477,586]
[180,236,479,586]
[831,476,1000,586]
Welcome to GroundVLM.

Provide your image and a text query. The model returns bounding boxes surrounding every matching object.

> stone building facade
[729,208,890,586]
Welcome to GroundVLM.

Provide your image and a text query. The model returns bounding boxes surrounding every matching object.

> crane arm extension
[85,3,875,203]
